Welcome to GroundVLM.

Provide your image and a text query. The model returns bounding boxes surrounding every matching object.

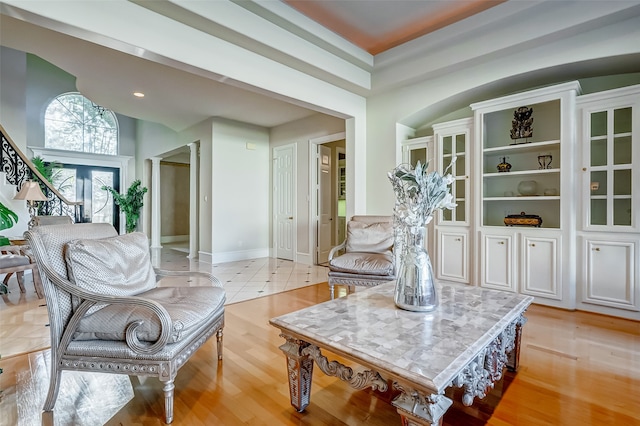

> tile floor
[157,246,329,304]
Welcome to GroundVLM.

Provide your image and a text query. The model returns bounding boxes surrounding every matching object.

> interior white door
[274,145,294,260]
[317,145,333,264]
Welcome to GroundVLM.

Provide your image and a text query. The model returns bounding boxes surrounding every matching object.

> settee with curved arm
[25,223,225,424]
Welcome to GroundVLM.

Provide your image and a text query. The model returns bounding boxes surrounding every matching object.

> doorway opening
[315,138,346,266]
[155,146,194,257]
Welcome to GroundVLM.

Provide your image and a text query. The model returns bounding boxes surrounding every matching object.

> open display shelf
[479,99,562,229]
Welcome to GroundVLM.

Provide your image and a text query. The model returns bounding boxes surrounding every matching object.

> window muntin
[44,93,118,155]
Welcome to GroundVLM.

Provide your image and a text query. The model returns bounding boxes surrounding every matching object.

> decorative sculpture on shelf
[497,156,512,173]
[510,106,533,144]
[538,154,552,169]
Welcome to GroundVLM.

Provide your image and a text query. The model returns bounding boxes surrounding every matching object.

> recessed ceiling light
[133,92,145,98]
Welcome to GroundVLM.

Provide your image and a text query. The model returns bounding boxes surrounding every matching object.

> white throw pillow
[65,232,156,313]
[345,221,394,253]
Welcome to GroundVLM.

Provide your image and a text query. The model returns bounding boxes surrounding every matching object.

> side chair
[25,223,226,424]
[327,215,396,299]
[0,244,43,298]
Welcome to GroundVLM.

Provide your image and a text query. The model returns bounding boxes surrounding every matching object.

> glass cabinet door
[440,132,468,224]
[587,107,633,228]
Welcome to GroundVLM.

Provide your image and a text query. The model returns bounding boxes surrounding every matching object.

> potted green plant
[102,180,148,233]
[31,156,61,182]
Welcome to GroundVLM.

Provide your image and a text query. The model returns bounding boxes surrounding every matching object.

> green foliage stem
[102,180,148,233]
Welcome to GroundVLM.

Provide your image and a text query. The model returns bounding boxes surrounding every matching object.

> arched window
[44,92,118,155]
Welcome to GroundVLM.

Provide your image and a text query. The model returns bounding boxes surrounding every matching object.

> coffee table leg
[392,385,452,426]
[507,313,526,372]
[279,334,314,412]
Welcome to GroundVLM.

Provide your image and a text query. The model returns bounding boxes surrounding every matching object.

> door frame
[309,132,346,265]
[29,147,131,233]
[273,143,297,261]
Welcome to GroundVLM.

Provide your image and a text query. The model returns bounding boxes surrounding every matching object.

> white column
[188,142,198,259]
[150,156,162,249]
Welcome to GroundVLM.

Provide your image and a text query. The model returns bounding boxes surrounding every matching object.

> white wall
[211,118,270,262]
[135,120,180,237]
[0,47,27,150]
[0,47,30,238]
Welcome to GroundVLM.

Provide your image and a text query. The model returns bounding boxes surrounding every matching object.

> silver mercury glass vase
[394,225,438,312]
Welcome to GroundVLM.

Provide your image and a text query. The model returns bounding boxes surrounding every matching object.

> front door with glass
[52,164,120,229]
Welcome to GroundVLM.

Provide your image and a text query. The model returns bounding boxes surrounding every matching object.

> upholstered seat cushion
[0,254,31,268]
[74,286,226,343]
[345,221,394,253]
[329,251,394,276]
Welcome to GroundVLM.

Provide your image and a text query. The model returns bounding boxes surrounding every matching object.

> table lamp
[14,181,48,229]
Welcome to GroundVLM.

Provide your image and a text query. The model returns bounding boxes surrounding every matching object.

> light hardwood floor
[1,280,639,425]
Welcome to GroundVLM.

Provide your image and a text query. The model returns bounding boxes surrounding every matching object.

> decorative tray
[504,212,542,227]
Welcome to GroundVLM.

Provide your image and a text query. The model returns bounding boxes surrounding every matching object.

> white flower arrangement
[388,158,457,229]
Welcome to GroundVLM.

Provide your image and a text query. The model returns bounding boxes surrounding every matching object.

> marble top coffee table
[269,281,533,425]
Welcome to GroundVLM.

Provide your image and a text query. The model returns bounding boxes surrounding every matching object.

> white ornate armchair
[24,223,225,424]
[327,215,396,299]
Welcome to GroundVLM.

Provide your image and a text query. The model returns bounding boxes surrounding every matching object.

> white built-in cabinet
[576,85,640,319]
[479,229,562,302]
[433,119,472,284]
[470,82,580,309]
[402,81,639,319]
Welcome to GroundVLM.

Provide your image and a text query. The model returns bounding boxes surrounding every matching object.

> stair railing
[0,124,82,222]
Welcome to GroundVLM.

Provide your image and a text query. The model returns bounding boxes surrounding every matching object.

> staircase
[0,124,81,232]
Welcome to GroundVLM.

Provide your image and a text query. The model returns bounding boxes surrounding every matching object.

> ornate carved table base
[279,334,454,426]
[391,386,452,426]
[271,281,532,425]
[277,312,527,426]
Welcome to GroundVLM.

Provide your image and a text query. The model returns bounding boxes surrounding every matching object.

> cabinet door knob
[593,247,600,251]
[455,238,461,241]
[498,241,505,245]
[582,167,587,171]
[530,243,536,247]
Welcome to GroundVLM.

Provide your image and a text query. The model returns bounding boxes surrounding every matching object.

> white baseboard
[161,235,188,244]
[199,249,311,265]
[196,248,270,264]
[294,252,313,265]
[198,251,212,264]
